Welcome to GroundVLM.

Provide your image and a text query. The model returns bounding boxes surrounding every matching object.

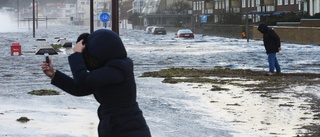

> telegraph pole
[90,0,94,33]
[112,0,119,35]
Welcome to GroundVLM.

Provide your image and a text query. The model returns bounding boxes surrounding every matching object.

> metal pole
[33,0,35,38]
[138,0,142,30]
[46,16,48,29]
[112,0,119,35]
[246,0,249,42]
[17,0,19,27]
[36,1,39,29]
[90,0,94,33]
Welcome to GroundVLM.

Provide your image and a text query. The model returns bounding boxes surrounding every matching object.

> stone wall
[253,26,320,45]
[201,24,251,39]
[155,19,320,45]
[254,19,320,45]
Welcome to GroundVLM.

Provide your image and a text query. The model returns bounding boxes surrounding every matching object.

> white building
[132,0,145,13]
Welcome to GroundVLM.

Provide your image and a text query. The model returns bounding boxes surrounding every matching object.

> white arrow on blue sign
[100,12,110,23]
[201,15,207,23]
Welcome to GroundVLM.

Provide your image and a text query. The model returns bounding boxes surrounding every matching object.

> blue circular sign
[100,12,110,23]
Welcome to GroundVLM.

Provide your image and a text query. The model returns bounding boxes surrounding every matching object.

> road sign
[100,12,110,23]
[201,15,207,23]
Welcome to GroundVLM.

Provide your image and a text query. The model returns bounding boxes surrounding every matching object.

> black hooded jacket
[257,23,281,54]
[51,29,151,137]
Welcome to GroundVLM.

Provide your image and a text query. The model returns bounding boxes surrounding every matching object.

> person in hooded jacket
[257,23,282,76]
[41,29,152,137]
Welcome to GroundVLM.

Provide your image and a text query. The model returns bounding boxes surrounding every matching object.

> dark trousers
[97,102,152,137]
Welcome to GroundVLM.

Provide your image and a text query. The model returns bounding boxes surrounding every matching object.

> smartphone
[45,53,49,64]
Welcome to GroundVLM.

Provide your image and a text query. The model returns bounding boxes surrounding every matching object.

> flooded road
[0,25,319,137]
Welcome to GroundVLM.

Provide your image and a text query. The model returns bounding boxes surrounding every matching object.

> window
[226,0,229,12]
[202,1,205,9]
[285,0,288,5]
[290,0,294,4]
[216,1,218,9]
[251,0,255,7]
[278,0,283,5]
[256,0,260,6]
[242,0,245,7]
[257,6,261,12]
[222,0,224,8]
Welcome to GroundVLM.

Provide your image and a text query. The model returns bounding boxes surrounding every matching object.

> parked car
[145,26,155,34]
[176,29,194,39]
[152,27,167,35]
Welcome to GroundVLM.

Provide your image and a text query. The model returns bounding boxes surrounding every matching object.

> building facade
[187,0,319,25]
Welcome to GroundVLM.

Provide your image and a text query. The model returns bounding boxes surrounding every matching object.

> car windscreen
[179,30,193,33]
[156,28,165,31]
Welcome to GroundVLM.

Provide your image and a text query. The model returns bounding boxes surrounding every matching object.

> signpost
[100,12,110,28]
[201,15,207,37]
[90,0,119,34]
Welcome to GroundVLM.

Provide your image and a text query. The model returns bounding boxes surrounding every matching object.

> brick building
[187,0,319,25]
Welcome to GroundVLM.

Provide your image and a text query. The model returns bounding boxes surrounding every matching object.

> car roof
[152,27,166,30]
[178,29,193,33]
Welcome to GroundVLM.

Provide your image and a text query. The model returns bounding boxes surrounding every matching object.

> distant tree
[168,0,191,14]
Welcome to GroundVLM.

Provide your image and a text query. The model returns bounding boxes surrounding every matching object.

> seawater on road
[0,25,319,137]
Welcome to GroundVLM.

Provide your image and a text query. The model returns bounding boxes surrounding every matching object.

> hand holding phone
[46,56,49,64]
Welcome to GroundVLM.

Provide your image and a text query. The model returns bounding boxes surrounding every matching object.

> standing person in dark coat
[41,29,152,137]
[257,23,282,76]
